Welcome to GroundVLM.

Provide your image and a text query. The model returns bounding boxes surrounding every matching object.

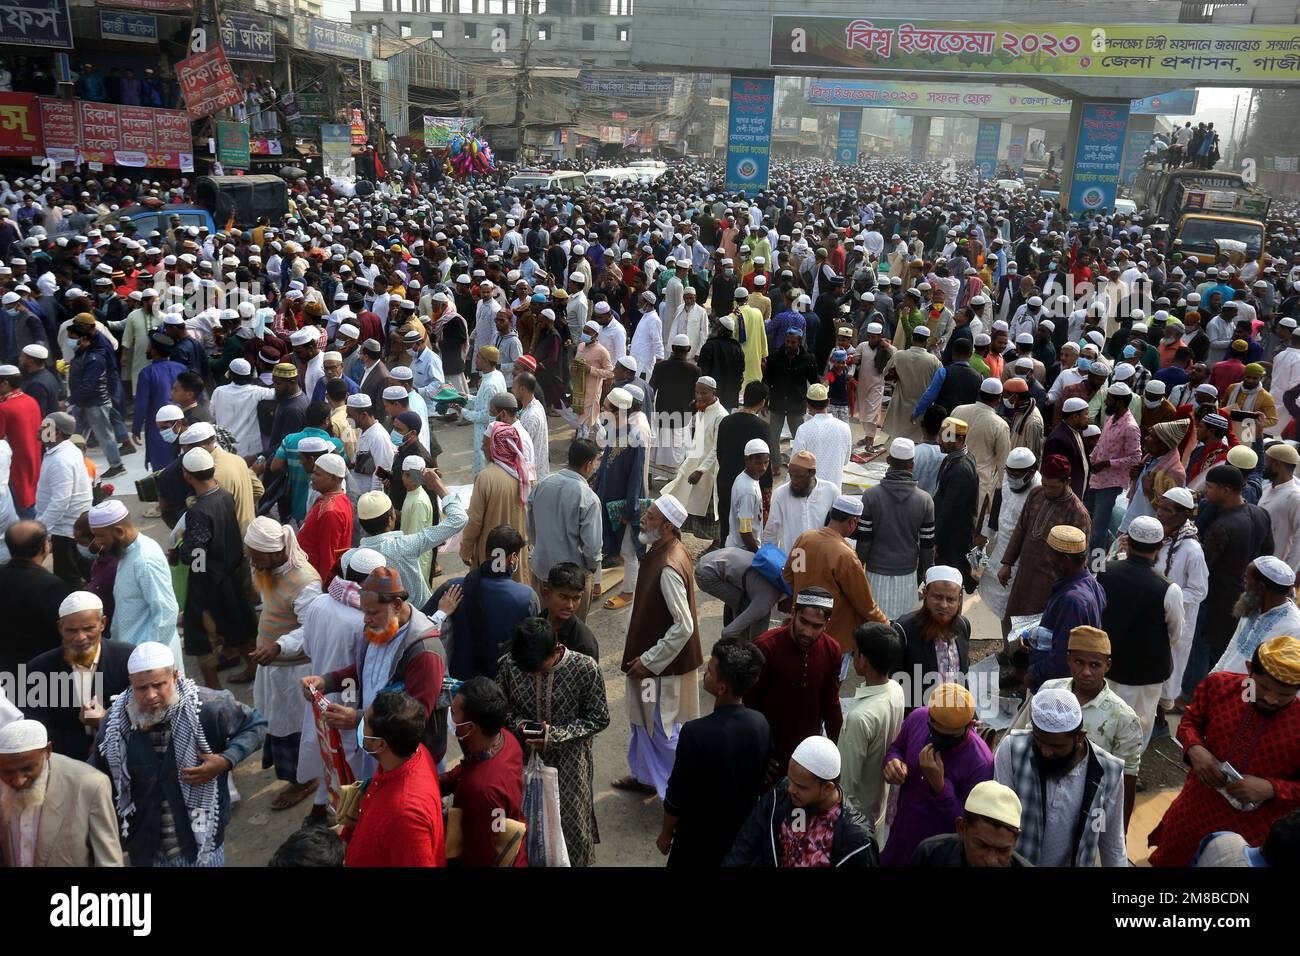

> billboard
[1068,102,1130,214]
[216,120,250,170]
[771,16,1300,83]
[0,0,73,49]
[220,12,275,63]
[294,16,373,60]
[725,76,773,196]
[423,116,479,148]
[321,123,353,180]
[99,10,157,43]
[579,72,675,97]
[835,108,861,166]
[975,118,1002,177]
[805,80,1199,115]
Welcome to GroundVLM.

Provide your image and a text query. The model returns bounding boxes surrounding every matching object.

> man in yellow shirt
[731,287,768,388]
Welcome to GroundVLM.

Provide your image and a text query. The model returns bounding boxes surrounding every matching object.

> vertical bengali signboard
[1121,127,1156,186]
[725,76,774,196]
[79,101,121,165]
[219,12,275,62]
[115,105,155,166]
[1008,136,1026,168]
[176,46,244,120]
[1067,102,1130,215]
[321,123,353,180]
[835,107,861,166]
[974,118,1002,178]
[0,93,42,157]
[0,0,74,49]
[38,97,76,161]
[216,120,250,169]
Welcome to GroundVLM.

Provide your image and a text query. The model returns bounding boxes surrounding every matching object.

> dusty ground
[92,403,1183,867]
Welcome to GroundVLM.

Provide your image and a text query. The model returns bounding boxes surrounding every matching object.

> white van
[585,167,644,185]
[504,169,589,193]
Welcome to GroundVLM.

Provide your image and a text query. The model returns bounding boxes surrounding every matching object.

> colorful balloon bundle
[445,134,495,179]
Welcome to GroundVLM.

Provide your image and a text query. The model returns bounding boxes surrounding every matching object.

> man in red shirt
[440,676,527,867]
[743,587,844,775]
[295,453,353,584]
[0,368,42,515]
[344,689,446,867]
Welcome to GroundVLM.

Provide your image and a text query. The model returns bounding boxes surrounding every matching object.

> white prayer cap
[865,322,883,335]
[346,394,372,409]
[833,494,864,517]
[1014,357,1034,373]
[1027,296,1042,307]
[323,351,342,363]
[980,377,1003,396]
[1194,383,1218,398]
[925,565,964,587]
[87,499,130,528]
[717,314,735,332]
[289,328,315,346]
[163,313,186,326]
[1061,397,1089,414]
[1006,447,1036,469]
[889,437,915,460]
[338,323,360,339]
[1107,381,1132,398]
[913,326,931,338]
[671,334,691,348]
[357,491,393,521]
[654,494,688,528]
[298,436,332,455]
[389,366,413,382]
[974,333,991,346]
[1128,515,1164,546]
[315,453,347,478]
[229,358,252,376]
[344,548,386,575]
[59,590,104,618]
[1015,332,1034,346]
[0,718,47,754]
[402,455,426,473]
[1089,360,1112,376]
[1253,555,1296,589]
[1081,424,1101,438]
[156,403,184,423]
[593,301,611,314]
[179,421,215,445]
[244,516,292,553]
[1144,380,1166,395]
[617,355,639,373]
[1031,688,1083,734]
[383,385,408,401]
[1112,362,1136,382]
[1161,487,1196,511]
[21,343,48,360]
[182,447,214,472]
[791,735,841,781]
[697,376,718,392]
[606,387,633,410]
[127,641,176,675]
[744,438,769,457]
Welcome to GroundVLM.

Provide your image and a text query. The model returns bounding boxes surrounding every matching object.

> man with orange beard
[303,566,451,777]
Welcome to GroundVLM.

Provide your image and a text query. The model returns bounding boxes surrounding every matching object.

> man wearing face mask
[994,687,1127,866]
[880,683,994,866]
[1002,377,1043,461]
[1085,381,1140,551]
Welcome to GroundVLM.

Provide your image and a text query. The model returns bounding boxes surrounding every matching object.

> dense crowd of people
[1,151,1300,871]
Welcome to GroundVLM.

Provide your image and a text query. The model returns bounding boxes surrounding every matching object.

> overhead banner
[0,0,74,49]
[1068,102,1130,215]
[220,12,275,62]
[99,10,157,43]
[835,108,861,166]
[176,46,244,119]
[216,120,250,169]
[725,76,774,196]
[579,71,675,97]
[770,16,1300,82]
[0,93,40,157]
[806,80,1200,115]
[423,115,479,148]
[974,118,1001,178]
[321,123,353,180]
[102,0,191,9]
[294,16,373,60]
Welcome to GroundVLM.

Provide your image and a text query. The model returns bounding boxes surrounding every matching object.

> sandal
[603,592,634,610]
[271,780,318,811]
[610,775,656,794]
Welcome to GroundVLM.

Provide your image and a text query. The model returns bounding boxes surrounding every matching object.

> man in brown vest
[612,493,705,798]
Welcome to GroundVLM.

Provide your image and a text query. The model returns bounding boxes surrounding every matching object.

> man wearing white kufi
[614,494,704,798]
[662,374,727,545]
[1211,554,1300,676]
[649,333,698,476]
[294,548,384,824]
[1151,487,1209,713]
[244,516,322,811]
[87,499,186,679]
[0,717,124,867]
[857,437,935,620]
[91,642,267,867]
[977,447,1041,624]
[852,319,892,449]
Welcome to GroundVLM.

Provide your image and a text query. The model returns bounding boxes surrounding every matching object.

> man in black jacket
[724,733,878,867]
[763,329,820,468]
[696,314,746,413]
[933,418,981,589]
[659,637,772,867]
[24,590,132,760]
[0,520,71,676]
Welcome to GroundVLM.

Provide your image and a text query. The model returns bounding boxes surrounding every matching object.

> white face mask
[159,426,179,443]
[1143,397,1163,408]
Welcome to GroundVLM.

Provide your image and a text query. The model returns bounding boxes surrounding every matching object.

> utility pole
[512,1,532,162]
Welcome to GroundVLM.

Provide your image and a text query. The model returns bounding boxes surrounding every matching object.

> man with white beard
[976,447,1041,636]
[91,642,266,867]
[292,548,385,826]
[0,718,123,866]
[244,516,322,813]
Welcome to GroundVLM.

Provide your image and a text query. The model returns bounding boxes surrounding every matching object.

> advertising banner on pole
[321,123,354,180]
[1121,127,1156,185]
[176,46,244,119]
[725,76,773,196]
[770,16,1300,83]
[216,120,251,169]
[974,118,1002,178]
[835,108,861,166]
[1068,102,1130,214]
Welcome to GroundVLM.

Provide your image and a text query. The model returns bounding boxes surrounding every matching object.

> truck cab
[1160,185,1269,267]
